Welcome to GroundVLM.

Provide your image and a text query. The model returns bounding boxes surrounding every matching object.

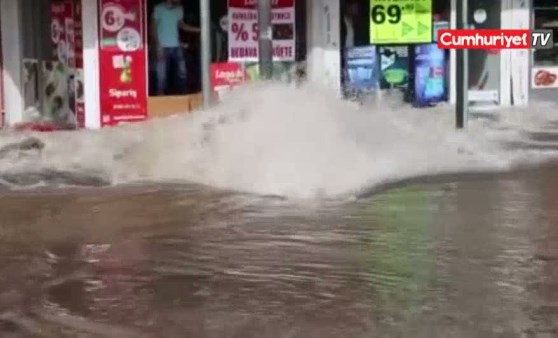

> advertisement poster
[379,46,409,89]
[210,62,246,101]
[47,0,76,125]
[413,44,446,106]
[74,0,85,127]
[51,1,74,66]
[369,0,432,44]
[344,46,378,93]
[532,67,558,89]
[227,0,296,62]
[98,0,147,127]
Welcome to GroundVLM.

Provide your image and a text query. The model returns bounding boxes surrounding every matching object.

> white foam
[0,82,557,199]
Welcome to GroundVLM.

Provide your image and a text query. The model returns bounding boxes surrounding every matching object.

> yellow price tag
[369,0,432,44]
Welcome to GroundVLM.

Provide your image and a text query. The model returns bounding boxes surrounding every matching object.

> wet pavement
[0,161,557,337]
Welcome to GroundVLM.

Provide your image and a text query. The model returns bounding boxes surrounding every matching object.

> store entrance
[467,0,502,107]
[145,0,228,117]
[340,0,451,106]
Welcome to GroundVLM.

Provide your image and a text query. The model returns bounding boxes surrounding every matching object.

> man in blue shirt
[151,0,200,95]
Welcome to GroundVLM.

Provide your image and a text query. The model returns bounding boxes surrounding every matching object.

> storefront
[305,0,552,109]
[0,0,554,130]
[305,0,455,105]
[1,0,91,128]
[0,0,305,129]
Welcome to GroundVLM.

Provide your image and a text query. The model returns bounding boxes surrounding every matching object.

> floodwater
[0,84,557,337]
[1,165,558,337]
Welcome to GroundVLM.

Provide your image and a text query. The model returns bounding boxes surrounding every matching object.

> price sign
[101,4,127,32]
[230,22,259,42]
[369,0,432,44]
[227,0,295,62]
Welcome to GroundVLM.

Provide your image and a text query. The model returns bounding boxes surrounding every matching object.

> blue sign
[414,43,447,106]
[344,46,379,93]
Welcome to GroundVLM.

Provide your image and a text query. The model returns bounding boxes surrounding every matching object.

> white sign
[227,0,296,62]
[532,66,558,89]
[116,27,141,51]
[473,9,487,24]
[469,89,499,102]
[100,4,135,33]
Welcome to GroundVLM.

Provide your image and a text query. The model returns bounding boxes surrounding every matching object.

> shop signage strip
[98,0,147,127]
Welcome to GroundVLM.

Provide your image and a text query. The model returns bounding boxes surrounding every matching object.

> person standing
[151,0,200,95]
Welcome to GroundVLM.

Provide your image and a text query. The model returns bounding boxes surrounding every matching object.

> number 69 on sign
[371,4,401,24]
[369,0,433,44]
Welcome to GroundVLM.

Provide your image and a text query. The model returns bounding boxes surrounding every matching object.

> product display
[344,45,379,95]
[413,43,446,106]
[379,46,409,90]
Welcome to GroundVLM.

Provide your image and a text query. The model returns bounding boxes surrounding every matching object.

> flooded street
[0,162,557,337]
[0,86,557,337]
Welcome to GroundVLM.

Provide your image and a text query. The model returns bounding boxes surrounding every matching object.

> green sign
[369,0,433,44]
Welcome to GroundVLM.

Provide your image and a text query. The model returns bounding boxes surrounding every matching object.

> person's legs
[148,51,158,95]
[173,47,188,94]
[155,49,170,95]
[161,47,186,95]
[182,48,194,93]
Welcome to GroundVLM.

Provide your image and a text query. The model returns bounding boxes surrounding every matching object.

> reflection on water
[0,164,558,337]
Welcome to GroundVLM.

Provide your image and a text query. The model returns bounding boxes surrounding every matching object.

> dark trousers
[155,47,187,96]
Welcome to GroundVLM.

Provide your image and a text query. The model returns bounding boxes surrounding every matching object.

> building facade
[0,0,556,130]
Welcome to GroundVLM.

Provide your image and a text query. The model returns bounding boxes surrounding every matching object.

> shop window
[533,1,558,67]
[147,0,306,98]
[20,0,82,126]
[147,0,228,97]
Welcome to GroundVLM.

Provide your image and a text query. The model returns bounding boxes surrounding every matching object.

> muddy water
[0,164,557,338]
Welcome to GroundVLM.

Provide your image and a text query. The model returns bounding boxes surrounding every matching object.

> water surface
[0,163,557,337]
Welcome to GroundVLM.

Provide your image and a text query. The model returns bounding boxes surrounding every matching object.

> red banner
[0,14,3,129]
[211,62,246,88]
[98,0,147,127]
[74,0,85,127]
[210,62,246,101]
[51,1,74,65]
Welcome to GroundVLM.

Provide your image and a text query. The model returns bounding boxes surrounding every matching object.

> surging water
[0,83,557,198]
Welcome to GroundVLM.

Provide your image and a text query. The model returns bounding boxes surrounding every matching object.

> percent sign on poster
[231,22,258,41]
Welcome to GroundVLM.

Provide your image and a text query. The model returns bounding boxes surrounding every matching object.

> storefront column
[305,0,341,94]
[82,0,101,129]
[500,0,513,106]
[0,0,24,126]
[509,0,530,106]
[449,0,456,104]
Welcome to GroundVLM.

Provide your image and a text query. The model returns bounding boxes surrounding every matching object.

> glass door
[467,0,501,107]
